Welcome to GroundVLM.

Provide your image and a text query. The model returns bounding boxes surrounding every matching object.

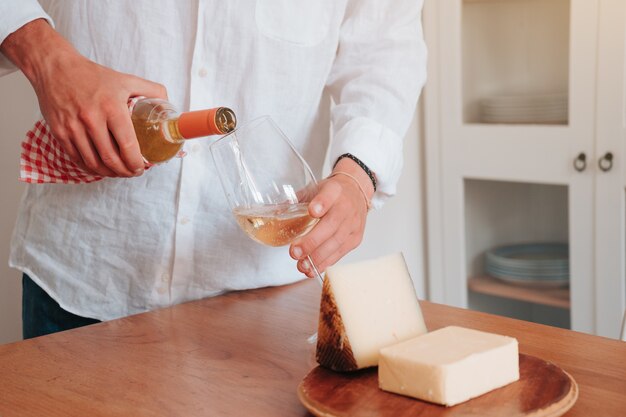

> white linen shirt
[2,0,426,321]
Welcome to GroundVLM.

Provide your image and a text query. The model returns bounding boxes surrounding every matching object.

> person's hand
[289,158,374,277]
[1,19,167,177]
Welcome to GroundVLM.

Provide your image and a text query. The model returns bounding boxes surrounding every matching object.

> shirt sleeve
[0,0,54,77]
[326,0,427,208]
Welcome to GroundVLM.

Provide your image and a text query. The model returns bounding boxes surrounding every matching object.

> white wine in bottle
[131,98,236,164]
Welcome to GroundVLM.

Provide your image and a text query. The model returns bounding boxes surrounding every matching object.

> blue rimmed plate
[485,243,569,288]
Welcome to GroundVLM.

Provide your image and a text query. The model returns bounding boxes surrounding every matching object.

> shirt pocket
[255,0,332,46]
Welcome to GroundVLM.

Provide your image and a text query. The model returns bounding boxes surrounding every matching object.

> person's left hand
[289,158,374,277]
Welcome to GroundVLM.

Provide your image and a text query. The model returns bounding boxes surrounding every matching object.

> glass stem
[307,255,323,345]
[307,255,324,286]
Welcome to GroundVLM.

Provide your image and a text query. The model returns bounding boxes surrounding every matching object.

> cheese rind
[316,277,358,371]
[378,326,519,406]
[316,253,427,371]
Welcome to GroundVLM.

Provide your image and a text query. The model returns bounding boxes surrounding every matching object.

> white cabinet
[423,0,626,338]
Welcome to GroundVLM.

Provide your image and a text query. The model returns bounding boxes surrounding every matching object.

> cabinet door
[438,0,596,183]
[424,0,597,334]
[593,0,626,338]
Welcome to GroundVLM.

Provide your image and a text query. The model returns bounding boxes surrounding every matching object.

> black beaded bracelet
[333,153,377,192]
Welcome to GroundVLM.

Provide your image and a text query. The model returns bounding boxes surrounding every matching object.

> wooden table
[0,279,625,417]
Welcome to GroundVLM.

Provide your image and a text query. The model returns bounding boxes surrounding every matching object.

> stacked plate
[480,93,568,124]
[485,243,569,287]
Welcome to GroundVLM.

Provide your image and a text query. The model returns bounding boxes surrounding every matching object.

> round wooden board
[298,354,578,417]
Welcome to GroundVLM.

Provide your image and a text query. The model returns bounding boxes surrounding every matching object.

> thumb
[308,180,342,218]
[125,75,168,100]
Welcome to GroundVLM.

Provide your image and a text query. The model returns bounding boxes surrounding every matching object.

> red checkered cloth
[19,97,184,184]
[20,119,104,184]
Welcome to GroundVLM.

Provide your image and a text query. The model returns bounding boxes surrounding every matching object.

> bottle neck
[176,108,237,140]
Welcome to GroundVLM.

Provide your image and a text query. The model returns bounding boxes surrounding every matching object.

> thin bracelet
[329,171,372,210]
[333,153,377,192]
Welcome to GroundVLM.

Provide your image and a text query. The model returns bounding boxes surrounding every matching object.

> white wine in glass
[233,203,318,247]
[210,116,324,285]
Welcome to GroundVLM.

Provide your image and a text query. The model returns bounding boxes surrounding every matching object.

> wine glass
[210,116,324,286]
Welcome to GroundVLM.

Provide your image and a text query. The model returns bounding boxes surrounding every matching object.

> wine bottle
[131,98,236,164]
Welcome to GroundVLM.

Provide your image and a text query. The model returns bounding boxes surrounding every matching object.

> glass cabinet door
[462,0,570,125]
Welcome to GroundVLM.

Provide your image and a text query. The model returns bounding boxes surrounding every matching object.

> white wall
[0,72,37,344]
[0,73,427,344]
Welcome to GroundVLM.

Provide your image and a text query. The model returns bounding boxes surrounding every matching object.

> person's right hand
[1,19,168,177]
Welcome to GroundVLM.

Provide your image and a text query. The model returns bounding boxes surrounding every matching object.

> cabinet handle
[573,153,586,172]
[598,152,614,172]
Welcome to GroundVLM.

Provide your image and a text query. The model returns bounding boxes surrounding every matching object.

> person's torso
[11,0,347,320]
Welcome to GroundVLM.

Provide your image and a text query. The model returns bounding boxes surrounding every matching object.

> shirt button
[198,67,208,77]
[180,216,190,225]
[161,272,170,283]
[192,144,200,153]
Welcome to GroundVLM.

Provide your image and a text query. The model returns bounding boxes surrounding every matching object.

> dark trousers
[22,274,100,339]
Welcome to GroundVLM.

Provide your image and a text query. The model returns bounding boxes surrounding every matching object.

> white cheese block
[379,326,519,406]
[316,253,427,371]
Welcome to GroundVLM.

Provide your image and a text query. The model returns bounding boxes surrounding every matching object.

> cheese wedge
[316,253,427,371]
[379,326,519,406]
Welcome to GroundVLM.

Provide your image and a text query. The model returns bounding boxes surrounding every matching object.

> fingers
[60,76,166,177]
[290,177,367,277]
[98,75,168,175]
[107,103,144,175]
[307,180,342,218]
[297,234,362,277]
[126,75,168,100]
[296,219,364,276]
[81,107,137,177]
[49,125,82,167]
[109,75,167,174]
[52,112,140,177]
[67,121,116,177]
